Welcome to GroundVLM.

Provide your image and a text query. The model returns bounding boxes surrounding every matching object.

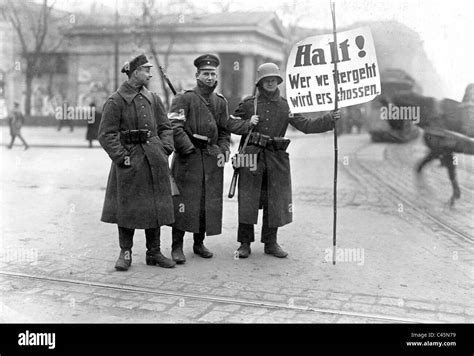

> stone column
[241,54,256,96]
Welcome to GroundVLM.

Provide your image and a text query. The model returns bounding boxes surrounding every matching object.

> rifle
[228,85,258,198]
[158,65,180,196]
[159,66,177,95]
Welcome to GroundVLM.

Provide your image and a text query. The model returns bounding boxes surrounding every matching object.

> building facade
[64,11,288,113]
[1,3,446,124]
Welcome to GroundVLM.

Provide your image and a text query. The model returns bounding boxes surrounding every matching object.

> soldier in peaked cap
[121,54,153,78]
[167,53,230,263]
[193,54,220,70]
[98,54,176,271]
[227,63,340,259]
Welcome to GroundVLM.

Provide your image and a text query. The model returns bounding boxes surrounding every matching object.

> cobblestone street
[1,127,473,324]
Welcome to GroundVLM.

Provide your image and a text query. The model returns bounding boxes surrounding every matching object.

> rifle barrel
[159,66,177,95]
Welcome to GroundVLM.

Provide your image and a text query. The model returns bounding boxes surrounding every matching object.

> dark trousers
[238,224,277,244]
[118,226,161,251]
[172,228,205,245]
[9,133,28,148]
[237,165,277,244]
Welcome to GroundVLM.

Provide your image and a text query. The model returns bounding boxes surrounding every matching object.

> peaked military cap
[121,54,153,76]
[194,54,220,70]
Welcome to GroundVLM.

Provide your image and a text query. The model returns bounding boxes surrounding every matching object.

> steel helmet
[255,63,283,85]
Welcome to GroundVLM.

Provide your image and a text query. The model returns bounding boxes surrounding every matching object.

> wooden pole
[330,1,339,265]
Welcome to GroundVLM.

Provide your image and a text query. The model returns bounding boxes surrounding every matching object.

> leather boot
[193,244,213,258]
[264,242,288,258]
[115,249,132,271]
[171,230,186,264]
[145,228,176,268]
[146,249,176,268]
[237,242,251,258]
[193,233,213,258]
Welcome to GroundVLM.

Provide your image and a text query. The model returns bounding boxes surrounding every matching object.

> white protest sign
[286,27,381,113]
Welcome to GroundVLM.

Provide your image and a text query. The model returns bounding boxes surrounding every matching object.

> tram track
[344,142,473,247]
[386,139,474,195]
[1,135,470,324]
[0,270,440,323]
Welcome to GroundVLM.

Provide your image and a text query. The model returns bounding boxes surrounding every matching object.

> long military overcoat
[169,82,230,235]
[99,81,175,229]
[227,88,334,228]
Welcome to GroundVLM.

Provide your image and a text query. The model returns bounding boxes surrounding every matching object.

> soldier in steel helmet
[167,54,230,263]
[228,62,340,259]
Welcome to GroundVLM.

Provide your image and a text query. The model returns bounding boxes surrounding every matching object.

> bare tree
[1,0,66,116]
[276,0,313,59]
[211,0,235,12]
[153,0,202,16]
[140,0,180,110]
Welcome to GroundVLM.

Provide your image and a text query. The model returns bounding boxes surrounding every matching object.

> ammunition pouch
[121,129,151,144]
[190,133,210,149]
[248,132,290,151]
[248,132,270,148]
[271,137,291,151]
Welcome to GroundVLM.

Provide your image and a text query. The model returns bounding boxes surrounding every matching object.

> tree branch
[35,0,50,54]
[5,0,28,53]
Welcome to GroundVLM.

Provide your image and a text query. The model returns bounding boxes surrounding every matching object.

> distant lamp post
[114,0,119,91]
[0,70,5,98]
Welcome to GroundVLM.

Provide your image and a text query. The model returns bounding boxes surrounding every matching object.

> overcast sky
[56,0,473,100]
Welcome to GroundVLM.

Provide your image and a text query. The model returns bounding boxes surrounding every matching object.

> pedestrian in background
[227,63,340,259]
[7,101,29,150]
[99,54,176,271]
[168,54,230,264]
[86,102,102,148]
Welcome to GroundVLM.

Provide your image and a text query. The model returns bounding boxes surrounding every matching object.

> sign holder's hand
[250,115,259,126]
